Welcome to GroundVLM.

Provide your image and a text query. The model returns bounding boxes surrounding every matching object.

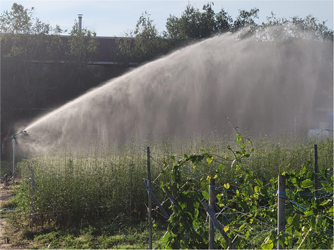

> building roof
[59,35,137,66]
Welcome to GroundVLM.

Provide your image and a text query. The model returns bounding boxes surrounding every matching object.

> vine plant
[159,126,333,249]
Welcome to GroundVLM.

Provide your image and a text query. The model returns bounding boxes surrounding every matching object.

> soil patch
[0,182,33,249]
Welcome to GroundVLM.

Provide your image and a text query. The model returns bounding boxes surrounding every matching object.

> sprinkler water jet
[16,29,333,155]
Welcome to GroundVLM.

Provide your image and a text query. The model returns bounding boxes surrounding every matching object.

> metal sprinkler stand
[11,130,28,184]
[12,134,17,184]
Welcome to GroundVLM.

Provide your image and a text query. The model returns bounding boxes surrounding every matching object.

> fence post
[277,175,286,249]
[30,170,34,230]
[314,144,318,196]
[147,147,152,249]
[202,201,236,249]
[12,136,16,184]
[209,178,215,249]
[143,181,169,219]
[130,164,132,219]
[325,155,327,169]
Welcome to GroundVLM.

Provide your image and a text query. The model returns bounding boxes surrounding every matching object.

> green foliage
[165,2,233,46]
[12,132,333,249]
[116,11,170,64]
[0,3,64,132]
[123,2,333,62]
[159,130,333,249]
[231,7,259,35]
[0,3,106,137]
[161,153,210,249]
[68,21,99,67]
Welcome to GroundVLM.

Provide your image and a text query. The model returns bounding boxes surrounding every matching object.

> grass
[18,215,166,249]
[6,132,333,247]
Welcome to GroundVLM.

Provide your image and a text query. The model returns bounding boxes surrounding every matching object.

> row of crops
[11,133,333,248]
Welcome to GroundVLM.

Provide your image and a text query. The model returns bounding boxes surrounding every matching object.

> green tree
[164,3,233,47]
[116,12,169,64]
[259,12,333,42]
[0,3,63,135]
[61,20,101,94]
[231,8,259,32]
[68,20,99,69]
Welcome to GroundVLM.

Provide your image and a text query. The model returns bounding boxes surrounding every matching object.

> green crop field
[2,132,333,249]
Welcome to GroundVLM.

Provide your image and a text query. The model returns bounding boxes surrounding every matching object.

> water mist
[17,29,333,154]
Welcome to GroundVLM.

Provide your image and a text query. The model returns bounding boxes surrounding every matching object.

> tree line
[1,3,106,143]
[117,2,333,63]
[1,2,332,151]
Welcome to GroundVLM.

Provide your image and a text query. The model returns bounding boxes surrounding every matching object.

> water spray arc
[17,30,333,154]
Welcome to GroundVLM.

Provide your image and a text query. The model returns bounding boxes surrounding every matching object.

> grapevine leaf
[206,156,213,164]
[246,168,253,177]
[202,190,209,200]
[243,152,250,157]
[236,133,242,143]
[321,182,332,192]
[307,171,313,179]
[255,178,263,186]
[261,239,273,249]
[311,216,316,230]
[301,179,313,188]
[290,177,297,184]
[320,167,326,179]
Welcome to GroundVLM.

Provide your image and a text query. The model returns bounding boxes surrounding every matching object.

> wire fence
[5,140,333,248]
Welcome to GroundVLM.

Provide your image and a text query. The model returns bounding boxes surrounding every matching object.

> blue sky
[1,0,333,37]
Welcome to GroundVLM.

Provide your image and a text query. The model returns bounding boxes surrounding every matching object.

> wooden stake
[209,178,215,249]
[12,138,16,184]
[202,201,236,249]
[30,170,34,230]
[277,175,286,249]
[314,144,318,196]
[130,165,132,219]
[143,181,169,219]
[147,147,152,249]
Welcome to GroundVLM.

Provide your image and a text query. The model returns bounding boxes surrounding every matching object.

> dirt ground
[0,182,33,249]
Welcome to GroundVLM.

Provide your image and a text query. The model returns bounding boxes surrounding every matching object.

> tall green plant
[159,129,333,249]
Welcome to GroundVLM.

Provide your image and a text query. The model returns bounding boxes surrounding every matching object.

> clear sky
[1,0,333,37]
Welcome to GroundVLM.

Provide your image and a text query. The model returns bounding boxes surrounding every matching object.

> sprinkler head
[21,130,28,136]
[12,130,28,140]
